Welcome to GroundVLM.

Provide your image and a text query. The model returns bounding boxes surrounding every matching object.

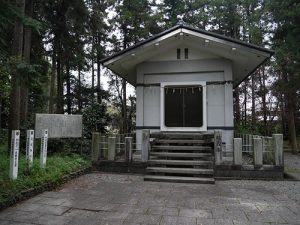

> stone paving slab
[0,172,300,225]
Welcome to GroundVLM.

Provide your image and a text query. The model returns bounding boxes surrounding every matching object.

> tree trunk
[78,66,82,111]
[56,40,64,114]
[20,0,33,127]
[261,68,268,136]
[66,62,71,114]
[280,93,287,138]
[287,91,298,154]
[251,74,256,131]
[91,58,95,102]
[8,0,25,132]
[243,80,248,125]
[234,87,241,125]
[49,40,57,113]
[0,96,2,128]
[96,54,101,104]
[282,71,298,154]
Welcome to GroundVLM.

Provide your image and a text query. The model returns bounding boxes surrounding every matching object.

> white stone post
[273,134,283,166]
[233,138,242,165]
[108,137,116,161]
[214,130,222,165]
[10,130,20,180]
[142,130,150,162]
[253,138,263,166]
[40,129,48,168]
[125,137,133,162]
[26,130,35,169]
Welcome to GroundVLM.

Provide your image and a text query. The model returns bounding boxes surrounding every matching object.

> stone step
[151,145,212,151]
[150,132,214,140]
[144,175,215,184]
[146,167,214,175]
[148,159,213,166]
[150,152,212,158]
[153,139,213,144]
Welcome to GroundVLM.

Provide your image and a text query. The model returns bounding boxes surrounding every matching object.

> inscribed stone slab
[35,114,82,138]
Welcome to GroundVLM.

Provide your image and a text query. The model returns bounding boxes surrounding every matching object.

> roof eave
[101,24,274,65]
[233,52,274,88]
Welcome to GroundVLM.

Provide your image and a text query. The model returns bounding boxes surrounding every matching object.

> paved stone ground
[285,152,300,180]
[0,173,300,225]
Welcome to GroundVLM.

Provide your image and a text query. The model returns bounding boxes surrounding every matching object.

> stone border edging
[284,172,300,181]
[0,166,91,211]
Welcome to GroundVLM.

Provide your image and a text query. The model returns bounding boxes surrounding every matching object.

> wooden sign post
[26,130,35,169]
[40,129,48,168]
[10,130,20,180]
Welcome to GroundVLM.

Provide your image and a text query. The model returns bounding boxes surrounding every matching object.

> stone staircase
[144,132,215,184]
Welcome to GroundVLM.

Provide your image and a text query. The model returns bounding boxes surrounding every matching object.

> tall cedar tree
[268,0,300,153]
[8,0,25,133]
[87,0,110,104]
[42,0,88,114]
[111,0,155,134]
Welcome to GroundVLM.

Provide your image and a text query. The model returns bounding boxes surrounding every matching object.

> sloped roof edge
[100,24,274,64]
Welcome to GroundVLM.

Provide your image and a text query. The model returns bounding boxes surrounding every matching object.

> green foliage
[268,0,300,87]
[0,129,8,145]
[0,0,18,56]
[0,0,41,56]
[0,145,90,207]
[235,120,283,136]
[113,0,159,46]
[159,0,186,28]
[82,102,111,139]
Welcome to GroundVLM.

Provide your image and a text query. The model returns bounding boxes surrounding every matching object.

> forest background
[0,0,299,153]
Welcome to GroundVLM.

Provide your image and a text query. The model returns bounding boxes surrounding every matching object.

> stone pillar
[10,130,20,180]
[273,134,283,166]
[100,136,107,160]
[142,130,150,162]
[214,130,222,165]
[108,137,116,161]
[40,129,48,168]
[253,138,263,166]
[125,137,133,162]
[116,135,121,154]
[233,138,242,165]
[91,132,100,161]
[26,130,35,169]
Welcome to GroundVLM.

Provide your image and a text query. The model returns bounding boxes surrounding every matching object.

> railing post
[108,137,116,161]
[142,130,150,162]
[233,138,242,165]
[91,132,100,161]
[125,137,133,162]
[273,134,283,166]
[253,138,263,166]
[214,130,222,165]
